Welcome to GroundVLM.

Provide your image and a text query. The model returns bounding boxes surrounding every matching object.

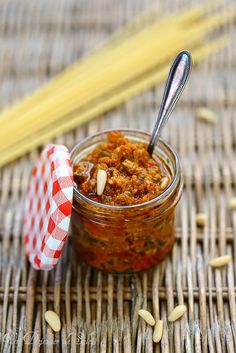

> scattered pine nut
[138,309,155,326]
[153,320,163,343]
[196,107,216,124]
[229,198,236,209]
[44,310,61,332]
[196,213,208,227]
[210,255,231,268]
[97,169,107,196]
[160,177,169,190]
[168,305,186,322]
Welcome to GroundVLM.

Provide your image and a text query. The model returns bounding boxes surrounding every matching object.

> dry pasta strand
[0,1,233,166]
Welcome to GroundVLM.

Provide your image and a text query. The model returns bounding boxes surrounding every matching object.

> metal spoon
[147,50,192,155]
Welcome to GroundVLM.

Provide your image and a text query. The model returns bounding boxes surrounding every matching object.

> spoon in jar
[147,50,192,155]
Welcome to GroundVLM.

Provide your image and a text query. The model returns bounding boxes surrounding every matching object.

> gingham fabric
[23,145,73,270]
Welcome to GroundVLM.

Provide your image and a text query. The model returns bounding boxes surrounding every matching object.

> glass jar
[70,129,183,273]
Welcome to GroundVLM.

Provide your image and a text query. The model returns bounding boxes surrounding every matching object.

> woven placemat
[0,0,236,352]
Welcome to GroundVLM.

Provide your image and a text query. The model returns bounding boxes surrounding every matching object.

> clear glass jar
[70,129,183,273]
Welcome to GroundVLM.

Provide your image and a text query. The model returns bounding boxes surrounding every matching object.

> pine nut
[153,320,163,343]
[97,169,107,196]
[44,310,61,332]
[229,198,236,209]
[138,309,155,326]
[196,107,216,123]
[168,305,186,322]
[210,255,231,268]
[160,177,169,190]
[196,213,207,227]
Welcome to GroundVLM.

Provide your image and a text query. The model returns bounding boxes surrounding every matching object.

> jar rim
[70,128,181,210]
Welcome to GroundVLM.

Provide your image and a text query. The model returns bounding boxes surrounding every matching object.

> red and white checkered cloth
[23,145,73,270]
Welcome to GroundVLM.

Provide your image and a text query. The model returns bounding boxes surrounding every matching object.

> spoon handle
[147,50,192,155]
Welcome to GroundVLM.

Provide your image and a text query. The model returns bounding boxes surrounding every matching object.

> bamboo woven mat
[1,0,236,352]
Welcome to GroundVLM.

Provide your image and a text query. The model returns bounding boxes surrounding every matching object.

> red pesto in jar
[72,131,178,273]
[73,131,171,205]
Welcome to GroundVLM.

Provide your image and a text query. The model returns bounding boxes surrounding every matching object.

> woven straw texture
[1,0,236,352]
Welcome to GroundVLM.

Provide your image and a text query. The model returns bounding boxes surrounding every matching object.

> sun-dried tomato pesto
[73,131,171,205]
[71,129,182,273]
